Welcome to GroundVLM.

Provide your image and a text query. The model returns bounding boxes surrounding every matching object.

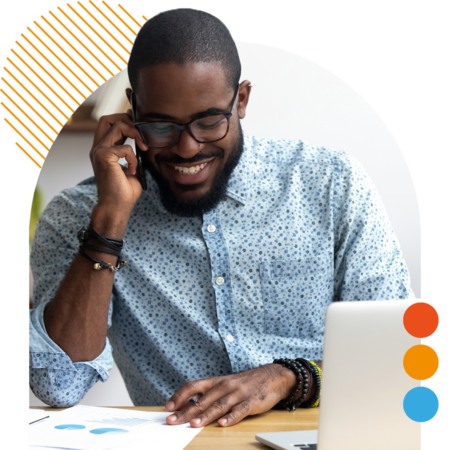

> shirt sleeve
[29,189,114,407]
[332,152,415,301]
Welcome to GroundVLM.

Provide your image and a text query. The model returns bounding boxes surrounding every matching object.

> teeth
[174,163,206,175]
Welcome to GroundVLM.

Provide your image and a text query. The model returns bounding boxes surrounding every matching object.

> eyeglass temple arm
[231,84,240,112]
[131,91,137,122]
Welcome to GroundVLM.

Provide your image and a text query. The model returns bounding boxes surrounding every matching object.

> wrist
[272,359,319,411]
[91,203,132,238]
[270,363,297,400]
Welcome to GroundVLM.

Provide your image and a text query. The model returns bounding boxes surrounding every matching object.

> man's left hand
[165,364,296,427]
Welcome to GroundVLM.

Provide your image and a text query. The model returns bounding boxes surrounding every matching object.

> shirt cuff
[29,303,113,382]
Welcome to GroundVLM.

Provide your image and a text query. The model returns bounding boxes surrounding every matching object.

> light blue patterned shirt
[29,134,414,407]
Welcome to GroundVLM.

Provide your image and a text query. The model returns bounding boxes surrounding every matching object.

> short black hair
[128,9,241,93]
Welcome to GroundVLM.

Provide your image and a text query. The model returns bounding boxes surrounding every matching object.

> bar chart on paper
[89,428,129,435]
[85,416,151,427]
[29,405,203,450]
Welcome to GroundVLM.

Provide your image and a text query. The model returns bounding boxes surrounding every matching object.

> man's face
[132,63,250,216]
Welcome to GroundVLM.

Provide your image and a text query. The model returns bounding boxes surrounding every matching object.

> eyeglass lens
[139,114,229,148]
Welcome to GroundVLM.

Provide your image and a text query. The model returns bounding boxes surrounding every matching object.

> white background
[28,8,450,406]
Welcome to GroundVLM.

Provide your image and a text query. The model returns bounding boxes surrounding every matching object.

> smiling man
[131,61,246,217]
[29,9,414,427]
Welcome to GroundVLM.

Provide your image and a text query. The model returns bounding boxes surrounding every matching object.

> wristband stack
[296,359,322,408]
[273,358,309,412]
[77,225,127,272]
[273,358,322,411]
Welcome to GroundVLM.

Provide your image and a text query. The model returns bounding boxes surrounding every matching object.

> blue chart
[54,424,86,430]
[86,417,150,427]
[89,428,129,435]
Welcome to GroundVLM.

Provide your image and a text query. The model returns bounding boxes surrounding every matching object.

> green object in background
[29,187,43,246]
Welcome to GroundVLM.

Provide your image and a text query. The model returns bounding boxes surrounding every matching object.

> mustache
[155,149,224,165]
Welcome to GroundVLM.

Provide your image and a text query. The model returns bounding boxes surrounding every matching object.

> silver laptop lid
[256,430,318,450]
[318,300,420,450]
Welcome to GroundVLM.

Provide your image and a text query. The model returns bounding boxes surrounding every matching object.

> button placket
[202,209,241,370]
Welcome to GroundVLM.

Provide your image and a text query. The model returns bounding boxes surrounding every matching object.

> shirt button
[216,277,225,285]
[207,224,216,233]
[226,334,234,342]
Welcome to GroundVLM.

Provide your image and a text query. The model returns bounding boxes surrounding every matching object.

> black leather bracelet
[77,225,125,250]
[78,246,128,272]
[81,242,122,257]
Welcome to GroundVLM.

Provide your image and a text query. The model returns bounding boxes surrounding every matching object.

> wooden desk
[32,406,319,449]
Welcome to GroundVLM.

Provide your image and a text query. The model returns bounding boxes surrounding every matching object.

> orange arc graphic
[403,345,439,380]
[3,2,142,169]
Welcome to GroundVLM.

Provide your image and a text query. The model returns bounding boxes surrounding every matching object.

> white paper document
[29,409,50,425]
[29,405,203,450]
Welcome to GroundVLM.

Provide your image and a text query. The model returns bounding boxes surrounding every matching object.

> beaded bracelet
[292,360,310,410]
[273,359,303,411]
[273,358,310,412]
[296,359,322,408]
[309,362,322,408]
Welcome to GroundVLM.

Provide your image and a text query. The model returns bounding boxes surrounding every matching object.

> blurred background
[28,8,450,406]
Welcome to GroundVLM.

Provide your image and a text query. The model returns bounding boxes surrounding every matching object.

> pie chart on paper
[89,428,129,435]
[54,424,86,430]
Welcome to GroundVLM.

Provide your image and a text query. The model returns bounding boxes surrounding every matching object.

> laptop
[256,300,420,450]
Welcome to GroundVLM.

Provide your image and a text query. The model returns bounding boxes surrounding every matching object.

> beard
[144,122,244,217]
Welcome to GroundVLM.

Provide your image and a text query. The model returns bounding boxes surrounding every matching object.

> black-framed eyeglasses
[131,85,239,149]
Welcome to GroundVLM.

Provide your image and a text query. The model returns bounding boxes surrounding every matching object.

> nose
[171,128,204,160]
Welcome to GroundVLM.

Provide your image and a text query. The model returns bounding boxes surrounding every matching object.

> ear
[126,88,133,105]
[236,80,252,120]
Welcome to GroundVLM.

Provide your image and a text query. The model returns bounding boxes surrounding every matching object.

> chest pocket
[260,254,333,338]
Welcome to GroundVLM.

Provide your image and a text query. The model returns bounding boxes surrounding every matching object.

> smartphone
[135,146,148,191]
[130,91,148,191]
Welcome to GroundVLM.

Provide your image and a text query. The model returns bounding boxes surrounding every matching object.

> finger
[217,401,251,427]
[101,121,148,152]
[166,378,235,425]
[93,113,135,148]
[189,394,203,406]
[119,163,136,176]
[121,145,138,175]
[96,113,135,132]
[92,115,138,153]
[189,393,235,428]
[166,379,215,412]
[93,144,137,175]
[166,392,219,426]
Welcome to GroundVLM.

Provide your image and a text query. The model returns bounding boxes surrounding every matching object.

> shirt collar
[142,134,252,213]
[224,133,252,206]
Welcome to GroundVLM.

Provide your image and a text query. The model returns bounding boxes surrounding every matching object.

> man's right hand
[89,112,148,218]
[44,113,149,362]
